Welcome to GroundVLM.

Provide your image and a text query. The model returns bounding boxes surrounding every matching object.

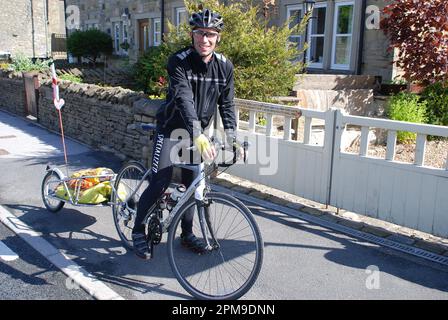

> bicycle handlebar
[135,122,248,167]
[209,136,249,167]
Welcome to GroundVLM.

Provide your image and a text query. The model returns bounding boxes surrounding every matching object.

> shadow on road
[251,205,448,293]
[3,203,191,299]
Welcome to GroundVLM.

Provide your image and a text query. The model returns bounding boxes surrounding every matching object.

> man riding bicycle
[132,8,243,259]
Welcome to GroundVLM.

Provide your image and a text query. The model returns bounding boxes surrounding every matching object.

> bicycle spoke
[113,163,147,249]
[225,224,252,240]
[214,203,232,237]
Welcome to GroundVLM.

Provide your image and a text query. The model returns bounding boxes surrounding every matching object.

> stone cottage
[0,0,67,60]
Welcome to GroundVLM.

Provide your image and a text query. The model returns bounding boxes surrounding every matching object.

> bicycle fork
[194,170,219,251]
[196,201,219,251]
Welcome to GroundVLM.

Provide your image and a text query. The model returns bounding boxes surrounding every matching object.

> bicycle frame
[113,133,247,251]
[159,162,207,232]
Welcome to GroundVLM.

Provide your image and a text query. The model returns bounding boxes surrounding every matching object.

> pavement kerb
[0,205,125,300]
[210,174,448,257]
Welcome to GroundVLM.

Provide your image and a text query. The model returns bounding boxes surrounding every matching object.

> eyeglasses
[192,29,219,39]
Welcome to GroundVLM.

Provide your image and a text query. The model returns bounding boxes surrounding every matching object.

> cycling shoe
[181,233,208,254]
[132,232,151,260]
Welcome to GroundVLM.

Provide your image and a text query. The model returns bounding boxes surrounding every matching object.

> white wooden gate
[330,112,448,237]
[218,99,448,238]
[218,99,334,205]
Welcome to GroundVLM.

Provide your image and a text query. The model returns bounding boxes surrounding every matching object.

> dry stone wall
[0,72,26,116]
[0,71,162,167]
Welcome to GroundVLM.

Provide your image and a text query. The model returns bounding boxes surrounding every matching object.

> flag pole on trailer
[50,63,68,176]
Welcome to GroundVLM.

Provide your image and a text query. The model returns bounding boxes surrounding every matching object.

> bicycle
[110,123,263,300]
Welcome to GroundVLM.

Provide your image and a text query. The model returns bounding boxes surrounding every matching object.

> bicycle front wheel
[167,192,263,300]
[111,161,149,249]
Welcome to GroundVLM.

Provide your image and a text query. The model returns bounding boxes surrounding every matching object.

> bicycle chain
[148,215,163,245]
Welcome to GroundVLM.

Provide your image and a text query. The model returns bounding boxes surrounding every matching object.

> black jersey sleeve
[218,60,236,132]
[167,55,202,137]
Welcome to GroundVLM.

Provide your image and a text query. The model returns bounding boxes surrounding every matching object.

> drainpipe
[30,0,36,58]
[161,0,165,42]
[356,0,367,75]
[63,0,68,38]
[43,0,50,58]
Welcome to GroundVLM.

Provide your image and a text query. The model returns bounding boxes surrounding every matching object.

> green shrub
[59,73,83,83]
[134,0,307,101]
[67,29,113,65]
[133,45,171,98]
[10,53,52,72]
[422,82,448,126]
[386,92,427,143]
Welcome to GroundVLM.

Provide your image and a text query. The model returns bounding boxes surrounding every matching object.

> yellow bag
[55,181,113,204]
[55,184,74,201]
[78,181,112,204]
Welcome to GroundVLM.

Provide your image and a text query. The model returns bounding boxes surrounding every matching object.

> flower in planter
[157,76,166,87]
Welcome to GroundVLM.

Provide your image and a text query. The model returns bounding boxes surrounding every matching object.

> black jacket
[156,47,236,138]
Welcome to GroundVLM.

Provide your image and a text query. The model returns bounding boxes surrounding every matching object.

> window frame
[176,7,188,30]
[122,22,129,54]
[153,18,161,46]
[331,1,355,70]
[286,5,304,51]
[306,2,328,69]
[113,23,121,54]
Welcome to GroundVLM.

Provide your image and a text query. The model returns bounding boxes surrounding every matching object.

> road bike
[110,123,263,300]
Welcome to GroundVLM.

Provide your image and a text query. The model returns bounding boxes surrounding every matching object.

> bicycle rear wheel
[111,161,149,249]
[167,192,263,300]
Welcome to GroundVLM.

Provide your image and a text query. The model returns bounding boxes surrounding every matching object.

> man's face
[191,28,220,58]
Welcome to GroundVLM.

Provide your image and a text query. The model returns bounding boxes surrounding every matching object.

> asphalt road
[0,221,92,300]
[1,110,448,300]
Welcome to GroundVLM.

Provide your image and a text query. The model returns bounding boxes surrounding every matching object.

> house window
[154,18,161,46]
[331,1,354,70]
[122,23,129,54]
[307,3,327,68]
[176,7,188,30]
[287,5,303,51]
[114,23,121,53]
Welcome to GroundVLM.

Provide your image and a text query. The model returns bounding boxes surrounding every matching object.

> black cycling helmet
[189,8,224,32]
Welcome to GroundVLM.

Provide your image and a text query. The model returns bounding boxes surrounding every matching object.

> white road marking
[0,240,19,261]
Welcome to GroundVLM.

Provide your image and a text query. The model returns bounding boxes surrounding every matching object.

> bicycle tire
[112,161,149,249]
[41,170,65,213]
[167,192,263,300]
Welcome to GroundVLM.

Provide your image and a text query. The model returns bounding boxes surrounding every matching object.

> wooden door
[23,72,39,118]
[138,20,150,54]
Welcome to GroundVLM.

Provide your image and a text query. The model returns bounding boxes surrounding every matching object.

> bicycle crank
[148,216,163,245]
